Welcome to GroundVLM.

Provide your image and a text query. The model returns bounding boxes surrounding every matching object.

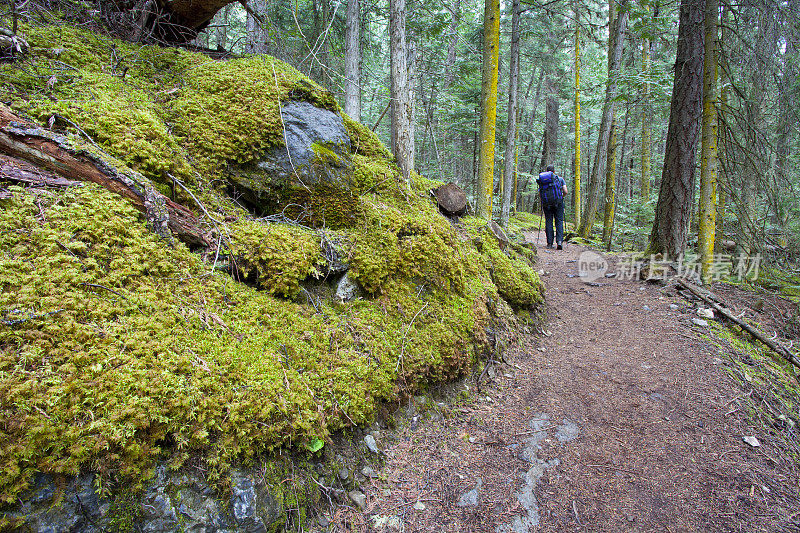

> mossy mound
[0,19,544,512]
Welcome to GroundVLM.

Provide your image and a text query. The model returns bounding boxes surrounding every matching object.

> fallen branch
[676,278,800,370]
[0,104,208,248]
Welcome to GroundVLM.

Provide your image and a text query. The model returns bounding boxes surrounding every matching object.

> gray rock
[669,303,680,311]
[697,308,715,319]
[255,101,352,190]
[555,420,580,443]
[457,478,482,507]
[364,434,379,453]
[487,220,510,249]
[372,515,402,530]
[691,318,709,327]
[496,459,559,533]
[519,414,550,462]
[348,490,367,510]
[361,466,377,478]
[413,501,426,511]
[338,467,350,481]
[231,470,267,532]
[322,236,349,275]
[335,272,362,301]
[141,491,179,532]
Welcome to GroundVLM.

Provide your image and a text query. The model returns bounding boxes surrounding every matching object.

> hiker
[537,165,568,250]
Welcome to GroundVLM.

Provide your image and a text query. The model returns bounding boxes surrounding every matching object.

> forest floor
[331,231,800,533]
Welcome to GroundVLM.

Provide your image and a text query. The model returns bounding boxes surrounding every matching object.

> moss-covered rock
[0,19,546,520]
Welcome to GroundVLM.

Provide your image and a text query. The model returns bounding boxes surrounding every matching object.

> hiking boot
[546,244,553,249]
[557,243,563,250]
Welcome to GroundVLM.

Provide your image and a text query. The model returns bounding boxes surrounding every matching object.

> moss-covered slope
[0,20,543,508]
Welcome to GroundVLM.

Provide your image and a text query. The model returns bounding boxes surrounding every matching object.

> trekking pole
[536,200,543,245]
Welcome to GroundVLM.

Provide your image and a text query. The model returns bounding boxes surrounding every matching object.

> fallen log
[0,154,82,188]
[0,104,208,248]
[676,278,800,370]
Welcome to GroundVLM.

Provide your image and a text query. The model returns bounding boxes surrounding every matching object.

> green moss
[227,219,323,298]
[342,113,393,161]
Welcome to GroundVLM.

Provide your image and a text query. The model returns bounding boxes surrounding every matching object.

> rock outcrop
[228,101,353,210]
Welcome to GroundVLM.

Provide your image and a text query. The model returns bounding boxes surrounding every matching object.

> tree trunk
[602,115,617,248]
[344,0,361,121]
[578,0,627,238]
[648,0,706,257]
[617,102,631,202]
[0,105,207,247]
[390,0,414,181]
[539,76,559,173]
[640,38,652,206]
[105,0,239,43]
[476,0,501,219]
[698,0,719,282]
[500,0,521,228]
[573,2,582,228]
[245,0,269,54]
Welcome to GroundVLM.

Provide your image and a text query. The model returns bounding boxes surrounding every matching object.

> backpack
[537,171,563,208]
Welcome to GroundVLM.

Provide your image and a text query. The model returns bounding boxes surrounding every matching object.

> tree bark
[648,0,706,257]
[344,0,362,121]
[500,0,521,228]
[573,2,582,228]
[390,0,414,181]
[245,0,269,54]
[640,36,652,206]
[602,115,617,247]
[578,0,627,238]
[476,0,501,219]
[539,76,559,173]
[0,105,208,248]
[698,0,719,282]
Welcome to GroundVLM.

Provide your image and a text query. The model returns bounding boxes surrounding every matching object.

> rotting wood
[676,278,800,370]
[1,154,82,188]
[0,104,209,248]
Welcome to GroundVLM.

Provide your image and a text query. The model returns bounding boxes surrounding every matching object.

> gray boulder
[229,101,353,206]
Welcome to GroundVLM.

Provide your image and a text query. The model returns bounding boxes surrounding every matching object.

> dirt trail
[346,234,799,532]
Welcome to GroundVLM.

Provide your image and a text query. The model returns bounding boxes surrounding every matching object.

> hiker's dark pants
[543,202,564,246]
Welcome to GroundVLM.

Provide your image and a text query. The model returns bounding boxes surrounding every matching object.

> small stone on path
[670,304,680,311]
[691,318,709,327]
[457,479,482,507]
[361,466,377,478]
[555,420,580,443]
[697,308,715,319]
[413,501,426,511]
[372,515,401,530]
[743,435,761,447]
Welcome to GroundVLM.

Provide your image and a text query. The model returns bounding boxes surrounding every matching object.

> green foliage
[460,217,544,311]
